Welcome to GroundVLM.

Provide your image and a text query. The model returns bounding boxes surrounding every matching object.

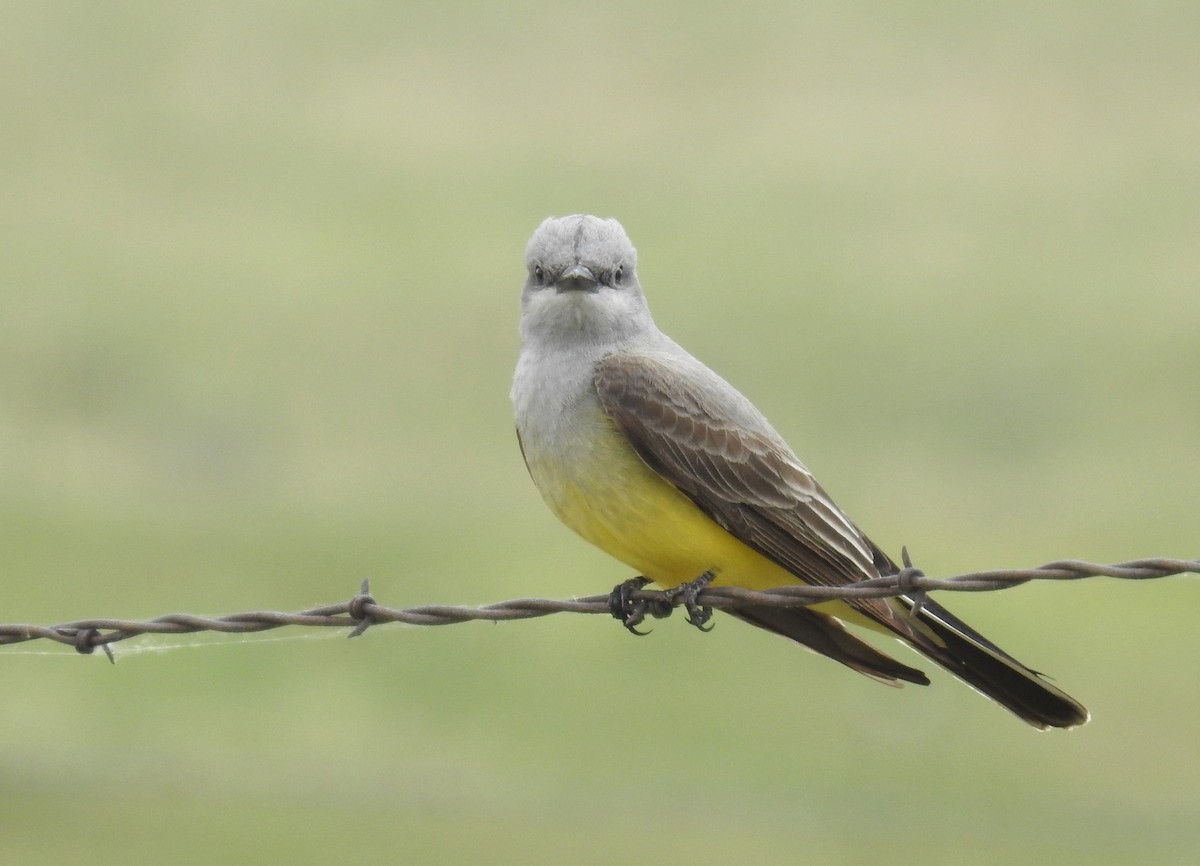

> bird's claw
[663,570,716,632]
[609,576,656,635]
[609,571,717,635]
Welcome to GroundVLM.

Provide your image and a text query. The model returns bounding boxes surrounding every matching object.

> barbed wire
[2,556,1196,662]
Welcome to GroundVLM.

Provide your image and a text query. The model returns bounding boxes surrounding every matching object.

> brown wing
[593,353,1091,725]
[594,352,915,639]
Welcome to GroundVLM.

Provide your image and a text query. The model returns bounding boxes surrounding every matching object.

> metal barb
[897,546,928,616]
[346,578,378,638]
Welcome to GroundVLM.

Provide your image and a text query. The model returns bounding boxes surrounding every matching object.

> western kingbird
[511,214,1088,729]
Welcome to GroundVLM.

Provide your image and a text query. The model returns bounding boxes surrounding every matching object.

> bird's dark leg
[662,570,716,632]
[609,571,717,635]
[609,576,664,635]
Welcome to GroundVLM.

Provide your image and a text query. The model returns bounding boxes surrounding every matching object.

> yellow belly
[523,412,888,630]
[527,419,799,592]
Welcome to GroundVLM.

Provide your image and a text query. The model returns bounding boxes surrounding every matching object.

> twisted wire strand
[2,557,1196,661]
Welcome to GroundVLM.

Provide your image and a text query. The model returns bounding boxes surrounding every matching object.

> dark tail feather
[729,605,930,686]
[907,597,1090,730]
[728,597,1087,730]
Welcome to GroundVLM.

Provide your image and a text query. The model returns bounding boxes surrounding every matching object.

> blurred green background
[2,2,1198,864]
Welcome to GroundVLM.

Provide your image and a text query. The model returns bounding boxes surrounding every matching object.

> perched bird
[511,214,1088,729]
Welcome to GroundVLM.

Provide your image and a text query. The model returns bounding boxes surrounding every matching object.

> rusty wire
[1,556,1196,662]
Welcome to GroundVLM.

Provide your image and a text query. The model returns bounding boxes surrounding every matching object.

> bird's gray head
[519,215,653,349]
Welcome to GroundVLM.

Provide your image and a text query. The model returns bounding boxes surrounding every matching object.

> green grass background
[3,3,1198,864]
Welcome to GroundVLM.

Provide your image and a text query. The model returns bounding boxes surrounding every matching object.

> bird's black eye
[613,265,624,285]
[533,265,545,285]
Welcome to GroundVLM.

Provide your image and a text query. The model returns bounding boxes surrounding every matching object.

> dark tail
[905,596,1089,730]
[729,597,1088,730]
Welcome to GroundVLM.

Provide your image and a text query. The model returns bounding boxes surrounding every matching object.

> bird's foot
[609,576,672,635]
[663,570,716,632]
[609,571,717,634]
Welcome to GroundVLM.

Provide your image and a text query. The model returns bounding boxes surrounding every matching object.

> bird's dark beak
[555,264,599,293]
